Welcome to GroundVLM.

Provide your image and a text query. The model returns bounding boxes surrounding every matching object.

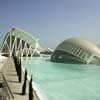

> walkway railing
[2,74,14,100]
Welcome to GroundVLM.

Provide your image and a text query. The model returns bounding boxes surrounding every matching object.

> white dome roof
[55,37,100,56]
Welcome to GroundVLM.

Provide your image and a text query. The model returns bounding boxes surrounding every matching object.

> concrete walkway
[0,57,29,100]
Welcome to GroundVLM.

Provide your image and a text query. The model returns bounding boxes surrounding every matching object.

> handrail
[2,74,14,100]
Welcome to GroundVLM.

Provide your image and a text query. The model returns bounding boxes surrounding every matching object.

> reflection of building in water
[51,37,100,65]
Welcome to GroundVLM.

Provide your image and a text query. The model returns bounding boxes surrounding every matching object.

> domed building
[51,37,100,65]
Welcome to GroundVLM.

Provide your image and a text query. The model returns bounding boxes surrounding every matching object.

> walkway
[0,57,29,100]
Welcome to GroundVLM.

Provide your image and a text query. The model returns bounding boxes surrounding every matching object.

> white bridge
[1,27,41,57]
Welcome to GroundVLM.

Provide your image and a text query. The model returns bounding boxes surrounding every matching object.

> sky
[0,0,100,49]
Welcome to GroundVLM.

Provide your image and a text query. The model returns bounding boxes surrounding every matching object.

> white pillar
[87,54,94,64]
[10,33,12,57]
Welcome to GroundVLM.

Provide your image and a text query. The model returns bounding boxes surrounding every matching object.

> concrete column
[77,49,82,57]
[10,33,12,58]
[87,54,94,64]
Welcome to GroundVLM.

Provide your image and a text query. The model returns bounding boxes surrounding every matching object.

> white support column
[27,45,31,57]
[18,39,22,55]
[1,34,9,53]
[75,48,80,55]
[87,54,94,64]
[31,41,39,57]
[77,49,81,57]
[36,43,41,55]
[10,33,12,57]
[11,37,17,56]
[35,42,40,55]
[81,52,85,59]
[16,39,21,56]
[18,39,22,50]
[70,47,74,53]
[72,47,77,54]
[6,41,10,52]
[30,47,33,56]
[2,41,10,54]
[25,43,27,57]
[29,47,33,57]
[15,37,17,56]
[22,42,27,57]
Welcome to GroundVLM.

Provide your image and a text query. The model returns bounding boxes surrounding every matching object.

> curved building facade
[51,38,100,65]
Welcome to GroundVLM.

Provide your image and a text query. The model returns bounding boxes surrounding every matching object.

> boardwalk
[0,57,29,100]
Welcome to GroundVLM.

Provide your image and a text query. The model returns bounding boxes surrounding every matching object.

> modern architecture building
[51,37,100,65]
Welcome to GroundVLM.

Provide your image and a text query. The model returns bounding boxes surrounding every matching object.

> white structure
[51,37,100,65]
[1,27,41,57]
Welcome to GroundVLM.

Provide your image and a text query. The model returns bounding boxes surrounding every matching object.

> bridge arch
[1,27,40,57]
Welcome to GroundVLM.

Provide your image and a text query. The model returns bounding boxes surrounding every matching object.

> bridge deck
[0,57,29,100]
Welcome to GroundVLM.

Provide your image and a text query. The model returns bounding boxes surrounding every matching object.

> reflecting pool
[22,57,100,100]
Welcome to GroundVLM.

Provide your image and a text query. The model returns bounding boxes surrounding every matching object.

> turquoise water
[22,57,100,100]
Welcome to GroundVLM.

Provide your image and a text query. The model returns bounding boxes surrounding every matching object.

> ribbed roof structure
[51,37,100,64]
[9,27,36,48]
[56,37,100,56]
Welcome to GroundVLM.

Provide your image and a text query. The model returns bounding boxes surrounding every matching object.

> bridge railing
[2,74,14,100]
